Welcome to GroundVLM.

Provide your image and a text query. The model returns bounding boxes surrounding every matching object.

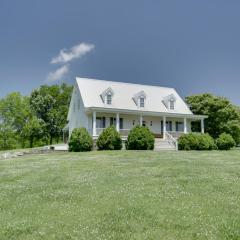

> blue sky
[0,0,240,105]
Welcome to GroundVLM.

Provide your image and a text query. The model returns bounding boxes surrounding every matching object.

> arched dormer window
[100,87,114,105]
[163,94,176,111]
[133,90,146,108]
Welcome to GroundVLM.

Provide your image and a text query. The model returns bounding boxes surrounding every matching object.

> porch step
[154,139,176,151]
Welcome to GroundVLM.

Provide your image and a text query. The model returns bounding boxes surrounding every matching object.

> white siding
[68,85,88,136]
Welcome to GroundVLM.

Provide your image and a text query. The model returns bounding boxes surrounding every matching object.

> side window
[78,99,80,110]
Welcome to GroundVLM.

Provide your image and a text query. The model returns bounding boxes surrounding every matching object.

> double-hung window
[96,117,106,128]
[106,94,112,105]
[140,97,145,108]
[170,100,175,110]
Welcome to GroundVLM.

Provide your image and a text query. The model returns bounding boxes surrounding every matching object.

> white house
[66,77,207,145]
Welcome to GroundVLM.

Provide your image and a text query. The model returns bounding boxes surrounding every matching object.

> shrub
[126,125,154,150]
[178,133,199,150]
[223,120,240,145]
[216,133,236,150]
[68,128,93,152]
[97,126,122,150]
[178,133,216,150]
[197,134,216,150]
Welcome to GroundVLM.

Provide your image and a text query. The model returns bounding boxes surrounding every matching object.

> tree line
[0,84,73,150]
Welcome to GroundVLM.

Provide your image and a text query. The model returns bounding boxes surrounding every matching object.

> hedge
[216,133,235,150]
[178,133,216,150]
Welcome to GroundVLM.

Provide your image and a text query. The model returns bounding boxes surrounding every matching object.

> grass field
[0,150,240,240]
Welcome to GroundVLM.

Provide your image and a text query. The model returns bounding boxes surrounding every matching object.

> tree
[21,116,46,148]
[29,84,73,144]
[0,123,17,150]
[186,94,240,144]
[0,92,30,133]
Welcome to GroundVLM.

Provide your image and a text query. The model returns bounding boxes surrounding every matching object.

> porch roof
[86,107,207,120]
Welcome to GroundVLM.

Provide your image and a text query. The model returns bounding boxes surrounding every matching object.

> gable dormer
[163,94,177,110]
[100,87,114,105]
[133,90,146,108]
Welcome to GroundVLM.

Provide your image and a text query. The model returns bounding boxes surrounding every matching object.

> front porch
[88,110,206,140]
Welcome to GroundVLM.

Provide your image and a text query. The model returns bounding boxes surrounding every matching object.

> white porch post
[163,116,166,139]
[140,115,143,126]
[201,118,204,133]
[116,113,120,132]
[93,111,96,136]
[184,117,187,134]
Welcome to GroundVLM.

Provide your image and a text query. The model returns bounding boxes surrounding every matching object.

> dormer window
[170,99,175,110]
[140,97,145,108]
[106,93,112,105]
[163,94,176,111]
[133,90,146,108]
[100,87,114,105]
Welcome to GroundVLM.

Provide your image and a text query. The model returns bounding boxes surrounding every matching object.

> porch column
[201,118,204,133]
[163,116,166,139]
[184,117,187,134]
[116,113,120,132]
[93,111,96,136]
[140,115,143,126]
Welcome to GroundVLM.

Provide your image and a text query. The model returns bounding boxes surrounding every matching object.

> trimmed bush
[68,128,93,152]
[178,133,216,150]
[197,134,216,150]
[216,133,236,150]
[126,125,154,150]
[97,126,122,150]
[178,133,199,150]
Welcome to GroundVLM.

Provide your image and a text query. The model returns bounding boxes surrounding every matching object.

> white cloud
[46,65,69,82]
[51,42,95,64]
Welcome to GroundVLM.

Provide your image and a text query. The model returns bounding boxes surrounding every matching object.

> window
[166,121,172,131]
[78,99,80,110]
[176,121,184,132]
[170,99,175,110]
[73,103,76,112]
[110,117,116,126]
[110,117,123,129]
[140,97,145,108]
[96,117,105,128]
[120,118,123,129]
[106,94,112,105]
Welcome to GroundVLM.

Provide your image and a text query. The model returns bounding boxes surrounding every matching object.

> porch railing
[165,131,178,151]
[94,128,131,136]
[167,131,184,139]
[119,129,131,136]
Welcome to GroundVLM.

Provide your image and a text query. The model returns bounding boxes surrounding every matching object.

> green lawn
[0,150,240,240]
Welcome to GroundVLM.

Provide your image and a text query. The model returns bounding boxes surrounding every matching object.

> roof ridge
[76,77,175,90]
